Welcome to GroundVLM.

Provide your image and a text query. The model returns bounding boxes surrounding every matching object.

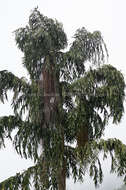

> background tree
[0,8,126,190]
[114,184,126,190]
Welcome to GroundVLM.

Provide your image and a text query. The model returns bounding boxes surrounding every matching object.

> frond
[70,64,125,122]
[75,139,126,187]
[0,115,22,148]
[0,164,40,190]
[13,120,43,161]
[64,64,125,141]
[59,28,108,82]
[0,114,43,161]
[11,80,44,124]
[70,27,108,65]
[0,70,44,123]
[0,70,30,103]
[0,155,59,190]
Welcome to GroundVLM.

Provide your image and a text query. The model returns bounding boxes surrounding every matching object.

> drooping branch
[0,163,43,190]
[59,28,108,82]
[71,64,125,123]
[77,139,126,186]
[0,115,43,161]
[0,70,30,101]
[0,115,22,148]
[64,64,125,148]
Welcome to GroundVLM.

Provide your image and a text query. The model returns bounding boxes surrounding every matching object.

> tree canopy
[0,8,126,190]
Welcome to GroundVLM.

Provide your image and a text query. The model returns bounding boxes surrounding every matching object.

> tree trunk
[57,161,66,190]
[57,128,66,190]
[39,55,66,190]
[41,56,59,126]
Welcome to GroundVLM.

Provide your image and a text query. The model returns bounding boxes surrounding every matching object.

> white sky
[0,0,126,189]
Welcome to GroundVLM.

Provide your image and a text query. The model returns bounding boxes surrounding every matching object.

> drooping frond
[11,80,44,124]
[0,70,44,123]
[0,70,30,103]
[0,164,43,190]
[0,115,22,148]
[0,166,34,190]
[59,28,108,82]
[65,64,125,142]
[71,64,125,123]
[13,120,44,161]
[0,154,61,190]
[0,114,43,161]
[70,27,108,65]
[75,139,126,186]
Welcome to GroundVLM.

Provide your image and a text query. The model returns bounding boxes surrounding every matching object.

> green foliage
[0,7,125,190]
[15,7,67,80]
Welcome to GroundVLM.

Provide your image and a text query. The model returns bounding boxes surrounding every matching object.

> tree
[114,184,126,190]
[0,8,126,190]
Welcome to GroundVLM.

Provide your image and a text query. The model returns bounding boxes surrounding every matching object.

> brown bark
[40,157,50,188]
[41,56,59,125]
[39,55,66,190]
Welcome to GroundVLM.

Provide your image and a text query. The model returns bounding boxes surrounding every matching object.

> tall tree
[0,8,126,190]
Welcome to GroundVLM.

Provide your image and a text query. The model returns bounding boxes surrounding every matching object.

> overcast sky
[0,0,126,189]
